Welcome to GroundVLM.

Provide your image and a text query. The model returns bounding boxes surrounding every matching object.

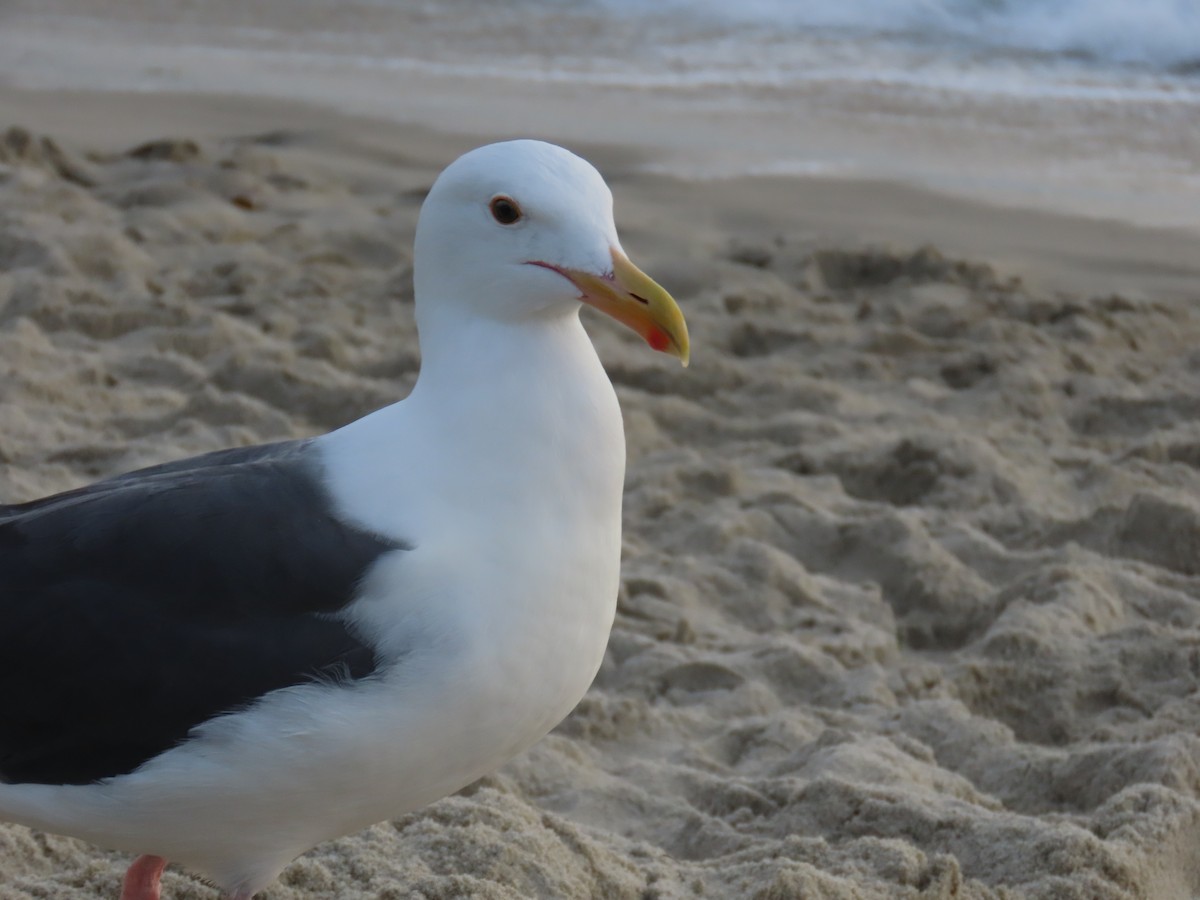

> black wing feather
[0,440,403,785]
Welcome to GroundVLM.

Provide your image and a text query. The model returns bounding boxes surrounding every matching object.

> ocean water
[6,0,1197,102]
[309,0,1200,102]
[3,0,1197,226]
[586,0,1200,72]
[50,0,1177,106]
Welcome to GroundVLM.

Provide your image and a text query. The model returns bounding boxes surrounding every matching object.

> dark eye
[489,195,522,225]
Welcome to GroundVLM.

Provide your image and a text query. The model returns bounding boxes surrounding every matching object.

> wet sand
[3,0,1199,232]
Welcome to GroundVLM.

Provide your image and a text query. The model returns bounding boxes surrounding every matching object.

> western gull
[0,139,689,899]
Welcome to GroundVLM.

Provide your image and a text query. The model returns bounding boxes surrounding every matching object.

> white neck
[296,305,629,835]
[319,303,627,753]
[322,305,626,556]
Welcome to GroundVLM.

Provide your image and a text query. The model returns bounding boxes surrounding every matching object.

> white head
[413,140,688,363]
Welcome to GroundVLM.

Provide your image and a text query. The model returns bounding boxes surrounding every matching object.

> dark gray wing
[0,440,404,785]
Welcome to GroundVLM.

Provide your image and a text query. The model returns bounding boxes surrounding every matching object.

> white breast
[0,314,628,895]
[314,308,627,817]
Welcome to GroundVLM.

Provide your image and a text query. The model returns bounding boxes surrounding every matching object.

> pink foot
[121,855,166,900]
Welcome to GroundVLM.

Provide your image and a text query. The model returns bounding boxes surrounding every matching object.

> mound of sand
[3,123,1200,899]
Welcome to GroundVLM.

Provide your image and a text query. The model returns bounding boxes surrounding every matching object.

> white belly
[0,315,629,893]
[0,527,619,894]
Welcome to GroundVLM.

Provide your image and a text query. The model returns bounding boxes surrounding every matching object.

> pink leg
[121,855,166,900]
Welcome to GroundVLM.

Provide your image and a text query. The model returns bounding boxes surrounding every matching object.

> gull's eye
[489,195,523,225]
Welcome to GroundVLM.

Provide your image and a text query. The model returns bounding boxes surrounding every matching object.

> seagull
[0,139,689,900]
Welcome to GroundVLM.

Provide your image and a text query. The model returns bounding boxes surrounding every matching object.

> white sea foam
[18,1,1194,105]
[580,0,1200,71]
[316,0,1200,104]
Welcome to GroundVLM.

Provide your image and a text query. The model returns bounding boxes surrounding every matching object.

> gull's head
[414,140,688,365]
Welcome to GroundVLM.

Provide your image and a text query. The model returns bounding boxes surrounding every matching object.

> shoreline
[1,7,1199,234]
[3,84,1199,304]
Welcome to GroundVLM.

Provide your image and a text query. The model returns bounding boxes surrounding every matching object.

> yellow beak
[560,249,690,366]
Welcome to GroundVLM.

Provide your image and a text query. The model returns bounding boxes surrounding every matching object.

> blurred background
[2,0,1198,228]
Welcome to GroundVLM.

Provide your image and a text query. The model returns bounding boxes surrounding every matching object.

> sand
[3,1,1199,232]
[4,87,1200,899]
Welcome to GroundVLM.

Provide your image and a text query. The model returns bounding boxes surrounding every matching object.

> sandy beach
[4,3,1200,897]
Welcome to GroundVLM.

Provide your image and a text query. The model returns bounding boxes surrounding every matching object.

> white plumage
[0,140,687,899]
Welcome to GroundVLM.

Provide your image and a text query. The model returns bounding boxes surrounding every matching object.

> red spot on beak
[647,329,671,353]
